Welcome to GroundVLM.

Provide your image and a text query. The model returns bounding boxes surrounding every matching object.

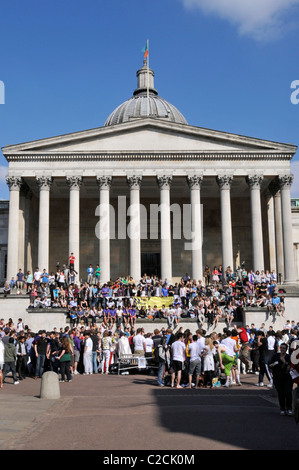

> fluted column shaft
[97,176,112,284]
[36,176,52,272]
[157,176,172,282]
[127,175,142,282]
[67,176,82,282]
[269,180,284,281]
[6,176,22,282]
[187,175,203,281]
[217,176,234,273]
[246,175,264,273]
[278,175,296,284]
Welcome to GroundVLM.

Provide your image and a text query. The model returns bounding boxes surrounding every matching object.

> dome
[104,61,188,127]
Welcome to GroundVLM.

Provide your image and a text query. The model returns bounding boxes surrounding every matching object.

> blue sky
[1,0,299,198]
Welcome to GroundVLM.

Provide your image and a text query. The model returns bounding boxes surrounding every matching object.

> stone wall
[0,294,298,334]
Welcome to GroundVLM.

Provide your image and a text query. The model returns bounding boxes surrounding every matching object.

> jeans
[157,361,164,385]
[50,356,60,374]
[92,351,98,373]
[35,354,46,377]
[3,362,18,383]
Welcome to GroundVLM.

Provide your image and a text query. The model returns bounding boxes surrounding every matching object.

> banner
[135,296,174,310]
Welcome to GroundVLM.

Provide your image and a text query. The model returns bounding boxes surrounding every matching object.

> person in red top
[69,253,75,270]
[235,326,249,344]
[234,325,252,374]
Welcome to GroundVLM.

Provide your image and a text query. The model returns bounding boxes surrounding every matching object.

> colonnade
[5,173,296,285]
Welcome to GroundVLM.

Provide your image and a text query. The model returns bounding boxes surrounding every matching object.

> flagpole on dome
[142,40,150,116]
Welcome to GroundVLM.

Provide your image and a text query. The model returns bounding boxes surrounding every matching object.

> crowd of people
[2,262,288,331]
[0,314,298,417]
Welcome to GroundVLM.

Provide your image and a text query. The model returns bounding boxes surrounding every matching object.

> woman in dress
[202,337,216,388]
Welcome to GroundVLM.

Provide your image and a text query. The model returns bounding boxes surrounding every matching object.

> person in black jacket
[16,336,28,380]
[269,343,293,416]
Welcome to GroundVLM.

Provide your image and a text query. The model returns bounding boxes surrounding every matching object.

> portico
[2,61,298,286]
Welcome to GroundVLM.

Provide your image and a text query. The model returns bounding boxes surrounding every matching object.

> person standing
[101,331,112,374]
[219,331,238,387]
[16,335,28,380]
[256,331,274,388]
[58,336,73,382]
[202,336,216,388]
[2,337,19,385]
[34,330,48,379]
[132,328,146,356]
[73,329,82,375]
[170,333,186,389]
[47,331,61,374]
[188,335,202,389]
[69,252,75,271]
[269,343,293,416]
[87,265,94,285]
[83,332,93,375]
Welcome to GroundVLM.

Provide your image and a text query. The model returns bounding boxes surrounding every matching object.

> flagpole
[146,39,149,117]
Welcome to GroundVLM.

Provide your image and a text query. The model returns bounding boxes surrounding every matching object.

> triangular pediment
[2,118,297,157]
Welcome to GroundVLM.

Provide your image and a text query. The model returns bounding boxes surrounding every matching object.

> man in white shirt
[34,268,42,287]
[144,333,154,358]
[133,329,146,356]
[188,336,202,389]
[196,329,206,356]
[220,331,238,387]
[83,332,93,374]
[171,333,186,388]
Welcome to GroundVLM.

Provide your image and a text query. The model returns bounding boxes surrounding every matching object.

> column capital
[246,174,263,190]
[66,175,82,190]
[157,175,172,190]
[36,176,53,191]
[127,175,142,189]
[96,175,112,189]
[216,175,233,190]
[6,176,22,191]
[187,175,203,189]
[277,174,294,190]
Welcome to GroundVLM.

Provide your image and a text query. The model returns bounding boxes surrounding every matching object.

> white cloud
[291,161,299,198]
[180,0,299,40]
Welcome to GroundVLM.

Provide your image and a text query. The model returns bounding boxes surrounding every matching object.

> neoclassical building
[2,61,298,285]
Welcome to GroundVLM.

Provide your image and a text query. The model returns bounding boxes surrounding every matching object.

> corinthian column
[96,176,112,284]
[277,174,296,284]
[187,175,203,281]
[157,175,172,282]
[36,176,53,273]
[127,175,142,282]
[246,175,264,273]
[67,176,82,282]
[6,176,22,282]
[216,175,234,273]
[269,179,284,281]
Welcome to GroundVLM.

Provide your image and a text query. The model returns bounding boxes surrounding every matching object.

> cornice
[4,151,294,162]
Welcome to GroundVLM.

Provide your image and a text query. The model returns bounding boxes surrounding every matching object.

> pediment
[2,118,297,157]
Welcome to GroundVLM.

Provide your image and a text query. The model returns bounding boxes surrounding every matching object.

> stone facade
[1,62,298,286]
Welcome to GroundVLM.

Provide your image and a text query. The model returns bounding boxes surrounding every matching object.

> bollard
[40,371,61,399]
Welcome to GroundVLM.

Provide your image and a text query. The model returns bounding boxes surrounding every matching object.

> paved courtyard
[0,371,298,451]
